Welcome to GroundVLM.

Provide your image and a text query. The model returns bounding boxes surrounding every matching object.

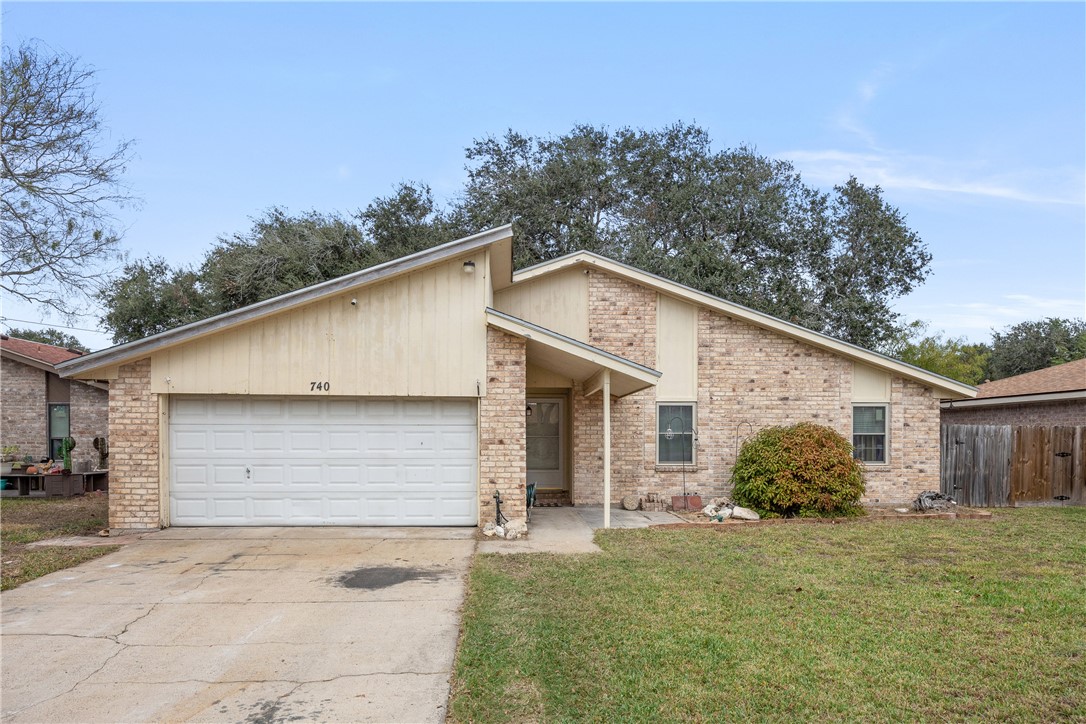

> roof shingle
[0,335,84,367]
[976,358,1086,399]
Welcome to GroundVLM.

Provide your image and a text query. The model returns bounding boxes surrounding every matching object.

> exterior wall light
[463,260,476,274]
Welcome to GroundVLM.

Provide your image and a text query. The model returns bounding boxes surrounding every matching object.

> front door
[526,397,566,490]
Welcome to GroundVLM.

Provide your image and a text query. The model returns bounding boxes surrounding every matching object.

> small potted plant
[1,445,19,475]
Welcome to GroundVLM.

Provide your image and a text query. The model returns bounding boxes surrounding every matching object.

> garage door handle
[246,466,251,479]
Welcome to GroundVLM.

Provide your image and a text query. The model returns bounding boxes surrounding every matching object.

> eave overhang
[485,308,661,398]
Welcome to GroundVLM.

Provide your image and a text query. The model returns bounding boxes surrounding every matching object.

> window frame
[656,402,696,467]
[48,402,71,461]
[852,403,889,465]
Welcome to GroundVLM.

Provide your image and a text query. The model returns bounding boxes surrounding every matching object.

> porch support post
[602,369,611,529]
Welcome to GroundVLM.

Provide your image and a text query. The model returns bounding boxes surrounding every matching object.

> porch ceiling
[485,308,660,398]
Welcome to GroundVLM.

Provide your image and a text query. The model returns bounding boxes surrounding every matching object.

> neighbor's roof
[976,358,1086,399]
[513,250,978,399]
[1,335,84,368]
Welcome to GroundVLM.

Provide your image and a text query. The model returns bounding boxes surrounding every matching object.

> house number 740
[310,381,330,391]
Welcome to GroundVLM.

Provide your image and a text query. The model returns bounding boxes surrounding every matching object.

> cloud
[780,149,1085,206]
[898,293,1086,340]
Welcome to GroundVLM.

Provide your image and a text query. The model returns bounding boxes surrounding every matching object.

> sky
[3,1,1084,352]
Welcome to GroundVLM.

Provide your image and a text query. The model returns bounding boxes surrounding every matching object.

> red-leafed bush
[731,423,865,518]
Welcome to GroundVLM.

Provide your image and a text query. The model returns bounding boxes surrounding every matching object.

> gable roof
[1,335,84,370]
[58,225,513,379]
[976,358,1086,399]
[513,251,978,399]
[486,308,661,397]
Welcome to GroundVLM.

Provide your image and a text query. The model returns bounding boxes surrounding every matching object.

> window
[48,403,70,461]
[853,405,887,463]
[657,403,695,465]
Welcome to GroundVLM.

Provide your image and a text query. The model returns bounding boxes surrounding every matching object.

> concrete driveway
[1,527,476,723]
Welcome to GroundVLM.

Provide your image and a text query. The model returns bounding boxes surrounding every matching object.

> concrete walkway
[1,527,475,723]
[477,505,685,554]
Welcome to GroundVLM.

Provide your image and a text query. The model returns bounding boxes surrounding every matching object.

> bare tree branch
[1,41,137,318]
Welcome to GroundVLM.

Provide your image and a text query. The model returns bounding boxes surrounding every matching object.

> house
[57,226,976,531]
[940,358,1085,426]
[1,335,109,471]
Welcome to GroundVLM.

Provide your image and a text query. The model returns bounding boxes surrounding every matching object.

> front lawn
[450,508,1086,722]
[1,494,119,590]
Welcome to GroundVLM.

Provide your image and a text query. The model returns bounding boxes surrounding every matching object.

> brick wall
[569,268,943,507]
[479,327,527,524]
[941,399,1085,427]
[1,357,47,461]
[572,271,657,504]
[862,378,941,503]
[70,381,109,471]
[0,359,107,469]
[109,359,161,531]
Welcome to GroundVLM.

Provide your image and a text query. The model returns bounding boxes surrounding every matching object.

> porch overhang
[485,308,660,397]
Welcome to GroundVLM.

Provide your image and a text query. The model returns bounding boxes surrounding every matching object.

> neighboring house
[58,227,976,531]
[940,358,1085,426]
[1,335,109,470]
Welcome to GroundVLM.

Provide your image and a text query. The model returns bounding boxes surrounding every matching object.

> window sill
[655,465,699,473]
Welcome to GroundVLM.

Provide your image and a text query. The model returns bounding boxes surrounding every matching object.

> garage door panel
[289,431,324,453]
[170,397,477,526]
[212,431,247,453]
[328,431,363,452]
[251,431,287,451]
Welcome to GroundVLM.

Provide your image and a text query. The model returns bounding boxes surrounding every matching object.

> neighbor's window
[658,403,695,465]
[48,403,70,460]
[853,405,887,463]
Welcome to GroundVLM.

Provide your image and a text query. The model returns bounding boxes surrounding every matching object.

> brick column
[478,327,526,525]
[108,359,161,531]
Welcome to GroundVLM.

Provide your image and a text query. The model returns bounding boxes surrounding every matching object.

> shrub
[731,422,865,518]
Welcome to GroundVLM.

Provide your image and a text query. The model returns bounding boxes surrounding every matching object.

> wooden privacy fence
[941,424,1085,507]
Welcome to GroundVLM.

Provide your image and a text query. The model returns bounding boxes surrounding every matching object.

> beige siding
[150,255,487,396]
[526,363,573,389]
[853,363,891,401]
[655,294,698,400]
[493,267,589,341]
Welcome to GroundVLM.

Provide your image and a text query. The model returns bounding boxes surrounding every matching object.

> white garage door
[170,397,478,526]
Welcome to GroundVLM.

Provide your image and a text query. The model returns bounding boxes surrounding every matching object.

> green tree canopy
[98,122,933,351]
[888,324,991,386]
[98,257,208,342]
[988,317,1086,380]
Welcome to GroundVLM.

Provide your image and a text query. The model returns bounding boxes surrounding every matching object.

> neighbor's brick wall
[569,268,943,507]
[70,381,109,471]
[1,357,47,460]
[109,359,161,531]
[478,327,527,524]
[941,399,1085,427]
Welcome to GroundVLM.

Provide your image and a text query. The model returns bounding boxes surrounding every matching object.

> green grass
[1,495,119,590]
[450,508,1086,722]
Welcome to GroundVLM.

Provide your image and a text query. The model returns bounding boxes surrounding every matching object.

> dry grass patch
[450,508,1086,722]
[1,494,119,590]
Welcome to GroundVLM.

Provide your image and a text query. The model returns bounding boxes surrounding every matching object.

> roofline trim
[58,225,513,378]
[940,389,1085,409]
[513,251,978,399]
